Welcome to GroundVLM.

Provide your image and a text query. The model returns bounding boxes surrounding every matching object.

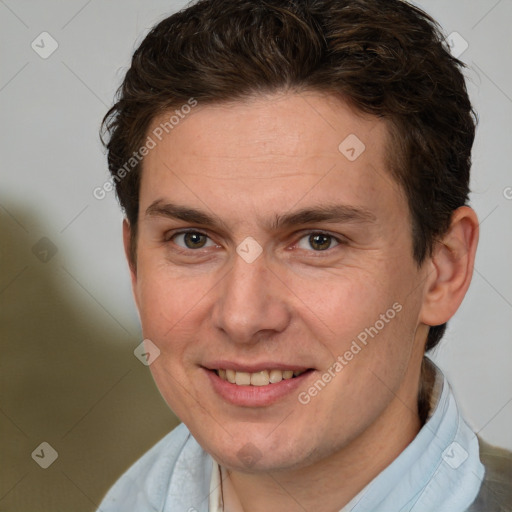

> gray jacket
[468,438,512,511]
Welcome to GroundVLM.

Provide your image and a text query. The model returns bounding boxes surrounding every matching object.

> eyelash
[164,229,346,254]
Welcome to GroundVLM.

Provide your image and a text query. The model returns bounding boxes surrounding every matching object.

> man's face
[129,92,431,472]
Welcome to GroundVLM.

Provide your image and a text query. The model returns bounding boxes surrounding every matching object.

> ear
[122,218,138,291]
[419,206,479,327]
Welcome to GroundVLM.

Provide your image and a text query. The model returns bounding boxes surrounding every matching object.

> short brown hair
[101,0,476,351]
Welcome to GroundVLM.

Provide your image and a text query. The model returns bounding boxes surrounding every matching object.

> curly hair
[101,0,476,352]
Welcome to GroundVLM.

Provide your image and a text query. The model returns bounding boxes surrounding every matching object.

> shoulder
[97,423,211,512]
[467,437,512,512]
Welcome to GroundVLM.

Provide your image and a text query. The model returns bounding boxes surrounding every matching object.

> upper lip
[203,361,313,373]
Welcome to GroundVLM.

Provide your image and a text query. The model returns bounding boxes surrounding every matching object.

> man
[97,0,512,510]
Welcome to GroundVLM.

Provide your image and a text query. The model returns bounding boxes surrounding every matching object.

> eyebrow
[270,204,376,229]
[145,200,376,230]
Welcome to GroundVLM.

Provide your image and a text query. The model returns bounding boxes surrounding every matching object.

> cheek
[288,264,393,340]
[295,262,417,388]
[135,254,207,335]
[134,266,208,418]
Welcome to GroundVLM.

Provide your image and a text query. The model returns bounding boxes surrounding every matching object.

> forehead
[140,92,403,224]
[147,92,389,163]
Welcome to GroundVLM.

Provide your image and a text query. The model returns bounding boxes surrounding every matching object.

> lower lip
[204,368,315,407]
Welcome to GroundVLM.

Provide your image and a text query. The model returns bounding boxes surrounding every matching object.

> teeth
[269,369,283,384]
[216,368,306,385]
[251,370,269,386]
[235,371,251,386]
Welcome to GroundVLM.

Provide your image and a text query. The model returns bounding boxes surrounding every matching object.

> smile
[204,367,315,407]
[215,368,307,386]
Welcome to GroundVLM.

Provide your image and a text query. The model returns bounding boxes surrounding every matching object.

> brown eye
[297,232,340,251]
[172,231,214,249]
[184,232,207,248]
[309,233,332,251]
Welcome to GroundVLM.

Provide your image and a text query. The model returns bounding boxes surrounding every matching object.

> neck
[222,362,429,512]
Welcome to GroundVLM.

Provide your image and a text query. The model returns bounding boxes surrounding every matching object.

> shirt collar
[208,357,484,512]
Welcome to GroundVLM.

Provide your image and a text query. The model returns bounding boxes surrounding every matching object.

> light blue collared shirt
[97,360,484,512]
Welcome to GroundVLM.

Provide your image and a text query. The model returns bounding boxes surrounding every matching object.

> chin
[202,429,316,473]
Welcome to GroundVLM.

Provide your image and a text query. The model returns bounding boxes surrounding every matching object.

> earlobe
[419,206,479,327]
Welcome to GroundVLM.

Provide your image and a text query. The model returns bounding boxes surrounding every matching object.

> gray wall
[1,0,511,510]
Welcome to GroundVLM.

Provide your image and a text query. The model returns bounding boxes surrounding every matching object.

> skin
[124,92,479,512]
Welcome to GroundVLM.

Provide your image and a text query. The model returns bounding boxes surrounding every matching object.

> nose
[211,250,291,345]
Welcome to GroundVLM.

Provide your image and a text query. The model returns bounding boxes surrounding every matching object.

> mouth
[203,366,316,407]
[214,368,309,386]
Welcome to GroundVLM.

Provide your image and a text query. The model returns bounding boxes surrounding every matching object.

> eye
[296,232,340,251]
[171,231,217,249]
